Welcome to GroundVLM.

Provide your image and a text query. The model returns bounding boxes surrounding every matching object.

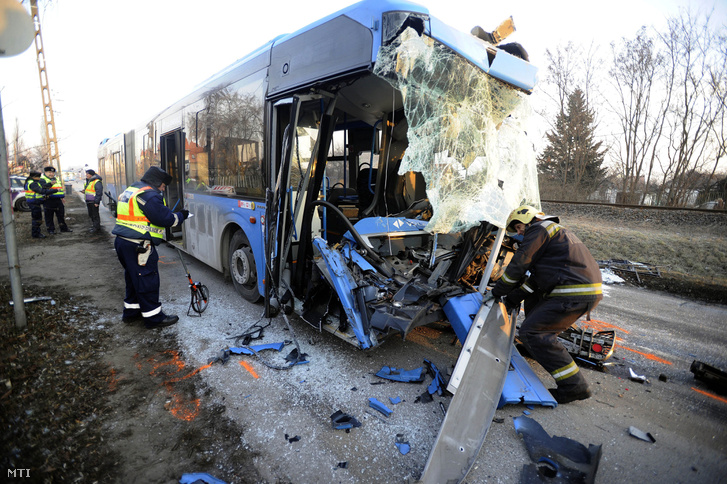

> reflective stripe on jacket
[114,185,165,240]
[492,219,603,302]
[41,175,64,198]
[84,176,102,204]
[25,179,45,201]
[85,181,96,201]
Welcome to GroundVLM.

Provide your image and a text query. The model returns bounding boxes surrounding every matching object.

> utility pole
[0,0,36,330]
[29,0,62,178]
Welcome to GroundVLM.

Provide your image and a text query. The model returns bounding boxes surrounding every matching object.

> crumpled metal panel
[373,28,540,233]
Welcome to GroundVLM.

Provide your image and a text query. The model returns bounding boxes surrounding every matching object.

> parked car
[0,175,30,212]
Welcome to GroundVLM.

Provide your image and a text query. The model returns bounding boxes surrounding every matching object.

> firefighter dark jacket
[492,219,603,305]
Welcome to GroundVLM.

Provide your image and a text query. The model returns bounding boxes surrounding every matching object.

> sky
[1,0,725,172]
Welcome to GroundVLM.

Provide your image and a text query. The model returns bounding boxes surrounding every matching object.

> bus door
[160,130,185,240]
[267,94,336,306]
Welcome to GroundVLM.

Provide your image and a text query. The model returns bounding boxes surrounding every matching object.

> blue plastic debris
[395,434,411,455]
[229,342,285,355]
[375,366,426,383]
[180,473,227,484]
[523,410,531,415]
[389,396,402,405]
[441,292,484,344]
[285,348,309,365]
[498,346,558,408]
[368,397,393,417]
[331,410,362,430]
[424,359,446,395]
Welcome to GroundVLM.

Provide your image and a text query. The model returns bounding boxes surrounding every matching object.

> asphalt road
[10,193,724,483]
[146,230,727,483]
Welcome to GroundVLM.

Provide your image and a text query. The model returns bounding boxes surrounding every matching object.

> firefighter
[41,166,72,234]
[112,166,189,329]
[491,205,603,404]
[24,171,58,239]
[84,169,103,232]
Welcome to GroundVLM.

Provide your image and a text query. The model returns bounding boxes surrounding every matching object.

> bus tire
[229,231,261,302]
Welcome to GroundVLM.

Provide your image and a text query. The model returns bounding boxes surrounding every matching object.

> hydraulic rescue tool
[176,248,209,316]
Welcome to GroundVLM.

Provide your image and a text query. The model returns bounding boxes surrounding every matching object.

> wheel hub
[231,247,253,285]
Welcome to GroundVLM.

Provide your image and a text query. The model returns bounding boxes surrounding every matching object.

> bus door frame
[159,129,186,240]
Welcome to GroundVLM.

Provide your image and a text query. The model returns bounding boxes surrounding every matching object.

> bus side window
[191,71,266,197]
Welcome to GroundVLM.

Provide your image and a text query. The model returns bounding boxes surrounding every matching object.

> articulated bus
[98,0,539,351]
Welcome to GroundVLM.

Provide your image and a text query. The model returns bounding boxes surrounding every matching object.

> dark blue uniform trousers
[29,202,44,237]
[44,198,68,232]
[114,237,165,324]
[519,297,599,392]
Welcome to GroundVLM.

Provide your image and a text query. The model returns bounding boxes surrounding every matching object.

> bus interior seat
[357,167,377,212]
[325,187,358,244]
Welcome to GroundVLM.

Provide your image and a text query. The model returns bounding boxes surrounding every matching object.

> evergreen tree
[538,88,607,200]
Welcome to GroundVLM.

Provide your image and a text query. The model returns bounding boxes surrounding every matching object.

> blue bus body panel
[182,193,266,296]
[499,348,558,408]
[429,17,537,92]
[442,292,483,344]
[313,238,373,349]
[344,217,429,245]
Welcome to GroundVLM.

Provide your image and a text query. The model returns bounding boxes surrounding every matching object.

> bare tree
[608,27,671,204]
[702,31,727,197]
[656,9,726,207]
[543,42,579,117]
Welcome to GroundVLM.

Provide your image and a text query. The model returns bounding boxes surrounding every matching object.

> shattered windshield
[373,28,540,233]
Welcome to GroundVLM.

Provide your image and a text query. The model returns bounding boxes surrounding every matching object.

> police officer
[41,166,72,234]
[24,171,58,239]
[84,169,103,232]
[491,205,603,404]
[112,166,189,329]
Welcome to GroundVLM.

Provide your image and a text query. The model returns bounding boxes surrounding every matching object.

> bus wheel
[229,231,261,302]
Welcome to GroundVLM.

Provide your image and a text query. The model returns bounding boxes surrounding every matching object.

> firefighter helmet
[506,205,544,230]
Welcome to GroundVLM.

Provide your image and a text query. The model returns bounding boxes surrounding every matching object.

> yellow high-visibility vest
[115,186,165,239]
[41,175,64,198]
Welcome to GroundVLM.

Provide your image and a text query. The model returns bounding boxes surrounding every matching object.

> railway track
[541,199,726,214]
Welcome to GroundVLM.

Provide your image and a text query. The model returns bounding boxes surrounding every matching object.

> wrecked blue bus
[97,0,539,351]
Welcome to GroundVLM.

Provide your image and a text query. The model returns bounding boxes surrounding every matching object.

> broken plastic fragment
[330,410,362,430]
[389,396,402,405]
[368,397,393,417]
[375,365,426,383]
[499,347,558,408]
[285,348,309,365]
[229,342,286,355]
[208,349,231,365]
[179,473,227,484]
[395,434,411,455]
[690,360,727,394]
[629,368,647,383]
[628,426,656,443]
[424,359,447,395]
[287,435,301,443]
[514,416,602,484]
[337,462,348,469]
